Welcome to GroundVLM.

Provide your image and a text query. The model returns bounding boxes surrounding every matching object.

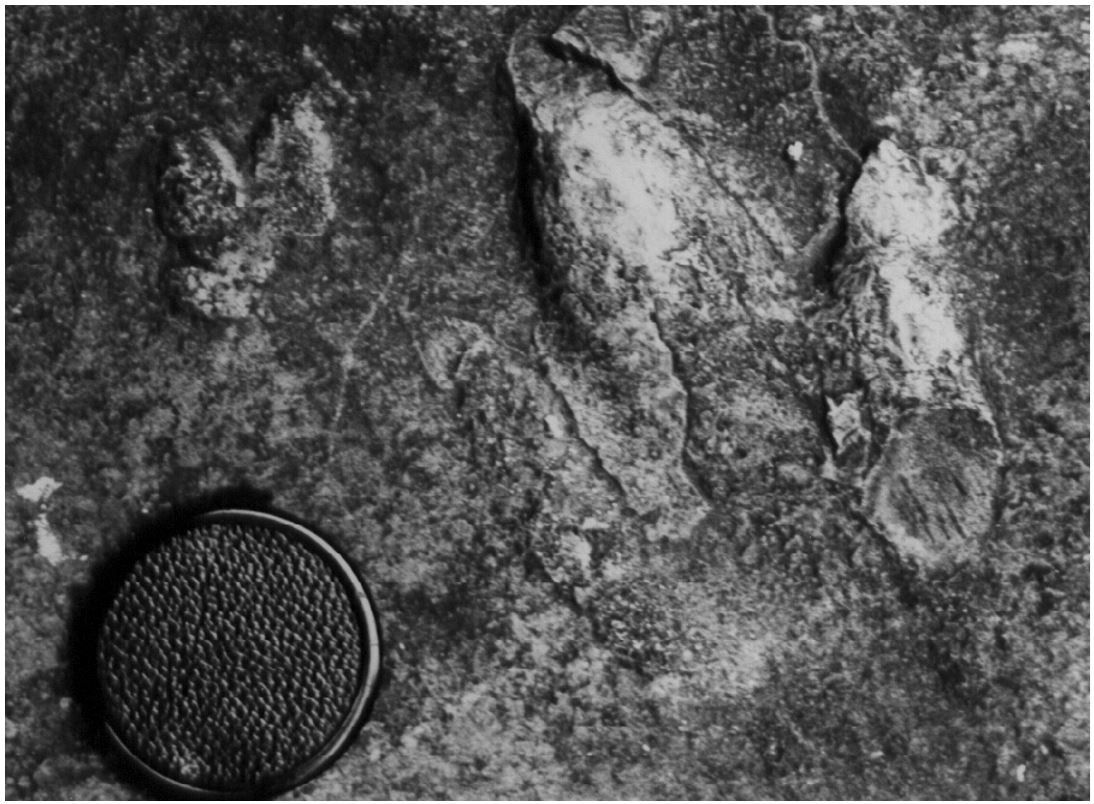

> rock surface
[5,6,1088,800]
[821,140,1003,564]
[155,94,337,318]
[513,8,1002,567]
[509,7,838,544]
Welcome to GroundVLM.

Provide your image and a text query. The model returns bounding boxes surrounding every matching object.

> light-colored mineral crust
[838,141,1002,564]
[509,10,821,541]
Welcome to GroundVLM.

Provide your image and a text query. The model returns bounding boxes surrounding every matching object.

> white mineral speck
[16,476,61,504]
[17,477,67,566]
[32,513,64,565]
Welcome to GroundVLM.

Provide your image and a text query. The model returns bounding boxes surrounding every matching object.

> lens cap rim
[94,507,382,799]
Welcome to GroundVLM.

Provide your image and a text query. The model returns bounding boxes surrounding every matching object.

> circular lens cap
[92,509,381,797]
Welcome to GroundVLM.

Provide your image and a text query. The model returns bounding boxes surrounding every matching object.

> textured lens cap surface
[92,508,381,798]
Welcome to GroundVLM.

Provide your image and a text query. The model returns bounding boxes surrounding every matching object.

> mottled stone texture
[512,9,1001,565]
[6,6,1088,800]
[155,94,337,318]
[825,140,1002,565]
[509,7,834,545]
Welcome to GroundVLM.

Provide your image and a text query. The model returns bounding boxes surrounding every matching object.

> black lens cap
[83,506,381,798]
